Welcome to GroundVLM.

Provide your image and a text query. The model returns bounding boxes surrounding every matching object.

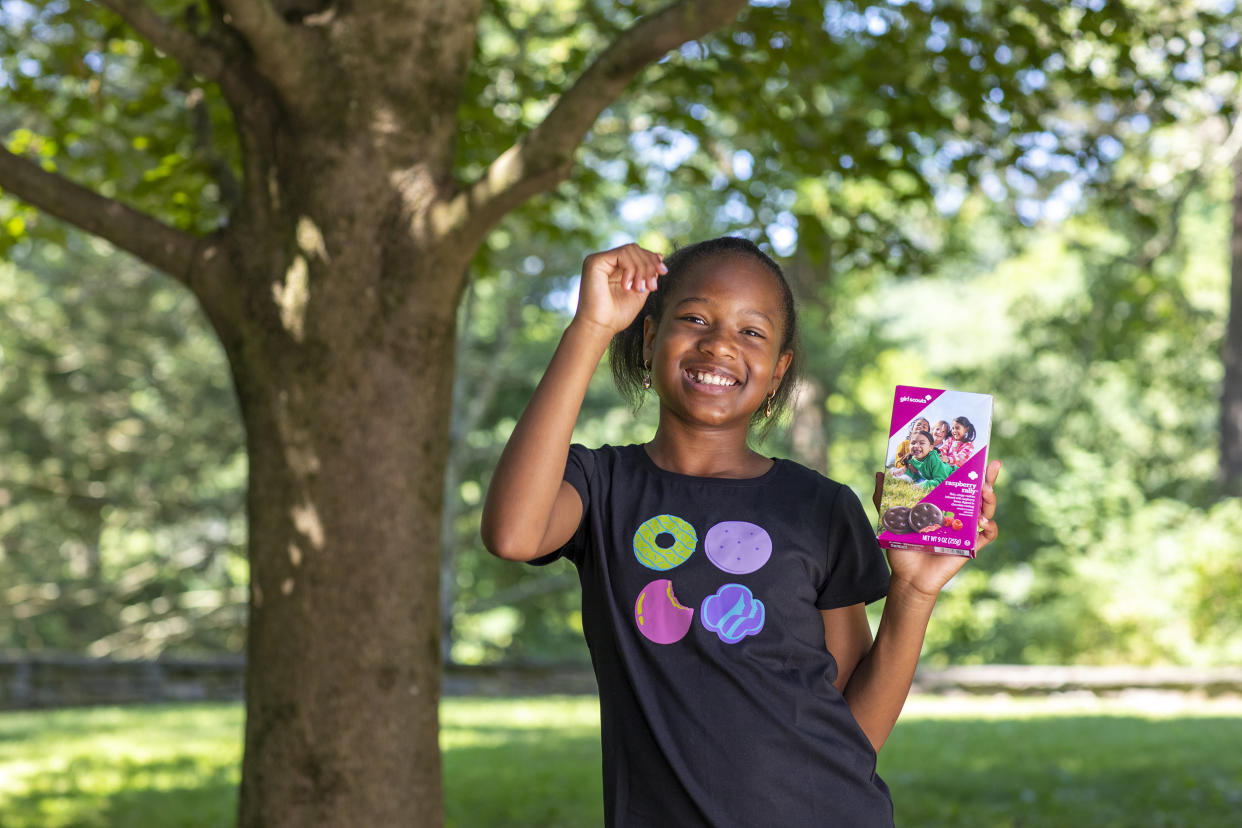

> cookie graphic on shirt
[632,514,697,570]
[700,583,765,644]
[704,521,771,574]
[634,579,694,644]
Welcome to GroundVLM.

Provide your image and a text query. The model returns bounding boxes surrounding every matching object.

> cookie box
[875,385,993,558]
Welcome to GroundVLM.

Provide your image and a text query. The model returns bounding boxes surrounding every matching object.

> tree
[1,0,1217,824]
[2,1,752,824]
[1224,152,1242,492]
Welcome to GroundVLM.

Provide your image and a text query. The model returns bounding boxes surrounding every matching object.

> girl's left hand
[872,460,1002,598]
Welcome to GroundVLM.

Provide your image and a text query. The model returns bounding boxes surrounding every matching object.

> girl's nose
[698,330,736,358]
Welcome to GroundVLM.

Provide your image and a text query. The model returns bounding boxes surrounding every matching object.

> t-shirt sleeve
[815,484,890,609]
[527,444,593,567]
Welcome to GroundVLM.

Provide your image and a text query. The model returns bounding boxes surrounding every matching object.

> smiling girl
[481,238,1001,828]
[943,416,978,468]
[892,417,931,475]
[902,430,955,489]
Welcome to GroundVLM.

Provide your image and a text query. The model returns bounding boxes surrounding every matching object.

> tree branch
[217,0,313,97]
[96,0,232,83]
[434,0,748,250]
[1212,104,1242,172]
[0,148,198,283]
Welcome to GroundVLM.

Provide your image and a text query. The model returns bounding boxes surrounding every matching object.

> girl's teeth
[694,371,734,386]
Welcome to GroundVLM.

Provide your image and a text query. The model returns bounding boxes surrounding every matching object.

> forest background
[2,1,1241,680]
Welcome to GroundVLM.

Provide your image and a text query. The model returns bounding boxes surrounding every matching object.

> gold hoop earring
[641,361,652,391]
[764,391,775,419]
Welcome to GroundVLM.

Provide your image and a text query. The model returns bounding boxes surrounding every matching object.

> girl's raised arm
[481,244,665,562]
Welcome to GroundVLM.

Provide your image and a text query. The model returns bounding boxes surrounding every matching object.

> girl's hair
[609,236,801,430]
[911,429,935,446]
[953,416,976,442]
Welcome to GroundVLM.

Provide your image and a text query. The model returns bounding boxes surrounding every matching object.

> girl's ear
[642,315,657,364]
[769,350,793,394]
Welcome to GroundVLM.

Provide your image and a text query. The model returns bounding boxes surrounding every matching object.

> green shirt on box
[906,451,954,488]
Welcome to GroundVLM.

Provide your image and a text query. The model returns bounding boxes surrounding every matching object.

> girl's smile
[685,366,741,389]
[909,435,932,459]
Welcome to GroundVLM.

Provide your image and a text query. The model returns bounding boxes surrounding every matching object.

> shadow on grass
[444,713,1242,828]
[444,725,603,828]
[0,708,152,747]
[4,706,1238,828]
[883,715,1242,828]
[3,756,238,828]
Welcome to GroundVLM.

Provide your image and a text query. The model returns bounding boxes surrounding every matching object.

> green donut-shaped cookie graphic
[633,514,697,571]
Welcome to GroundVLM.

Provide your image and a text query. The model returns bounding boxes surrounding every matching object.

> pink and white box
[875,385,993,558]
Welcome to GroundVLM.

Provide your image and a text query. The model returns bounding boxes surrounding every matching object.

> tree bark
[1222,153,1242,494]
[231,307,457,826]
[785,235,834,475]
[200,110,471,822]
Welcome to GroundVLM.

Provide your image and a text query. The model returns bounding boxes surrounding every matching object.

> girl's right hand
[575,243,667,334]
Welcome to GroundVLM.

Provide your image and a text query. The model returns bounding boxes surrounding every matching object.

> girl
[932,419,951,459]
[943,416,977,468]
[482,239,1000,828]
[892,417,931,475]
[902,430,955,490]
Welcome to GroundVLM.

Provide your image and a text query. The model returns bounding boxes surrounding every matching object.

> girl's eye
[680,315,706,325]
[741,329,765,338]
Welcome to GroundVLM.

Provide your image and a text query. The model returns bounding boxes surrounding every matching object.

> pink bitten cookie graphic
[634,579,694,644]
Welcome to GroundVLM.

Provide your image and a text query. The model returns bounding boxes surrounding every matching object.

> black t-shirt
[539,444,894,827]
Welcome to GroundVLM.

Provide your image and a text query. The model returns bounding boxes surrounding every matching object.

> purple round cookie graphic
[704,521,772,574]
[700,583,765,644]
[634,579,694,644]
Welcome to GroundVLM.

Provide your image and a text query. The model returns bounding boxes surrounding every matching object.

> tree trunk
[1222,154,1242,494]
[789,376,828,474]
[203,105,469,822]
[228,282,459,826]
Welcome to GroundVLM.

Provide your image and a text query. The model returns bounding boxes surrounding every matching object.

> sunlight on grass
[442,696,604,827]
[886,695,1242,828]
[903,691,1242,719]
[0,704,243,828]
[440,695,599,737]
[1,695,1239,827]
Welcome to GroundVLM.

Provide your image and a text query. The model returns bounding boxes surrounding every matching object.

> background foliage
[1,0,1240,666]
[0,234,246,657]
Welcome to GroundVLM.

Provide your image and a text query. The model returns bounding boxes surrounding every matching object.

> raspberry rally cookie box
[876,385,993,558]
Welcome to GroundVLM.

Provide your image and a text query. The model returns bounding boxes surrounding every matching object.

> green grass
[879,468,931,513]
[885,696,1242,827]
[1,695,1239,827]
[0,704,242,828]
[442,697,602,827]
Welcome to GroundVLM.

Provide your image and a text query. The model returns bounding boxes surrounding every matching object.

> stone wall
[910,664,1242,697]
[3,655,1240,710]
[0,655,247,709]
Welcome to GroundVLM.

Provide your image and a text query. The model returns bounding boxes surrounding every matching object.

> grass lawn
[1,694,1239,827]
